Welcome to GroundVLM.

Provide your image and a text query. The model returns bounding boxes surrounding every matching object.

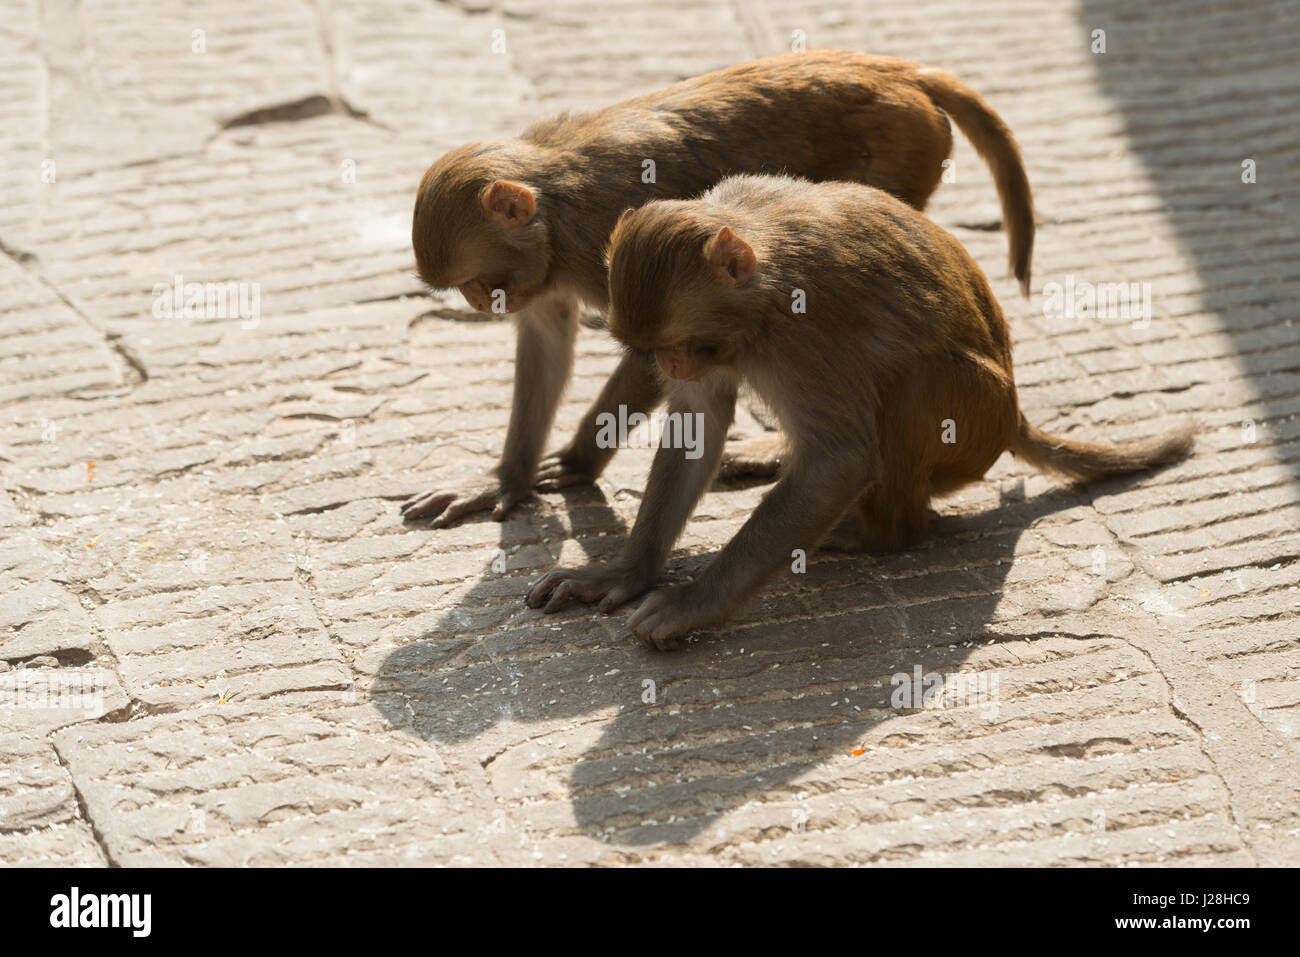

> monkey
[525,175,1194,650]
[402,50,1036,527]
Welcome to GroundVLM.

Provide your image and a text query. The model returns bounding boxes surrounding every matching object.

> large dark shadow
[370,2,1300,845]
[375,473,1154,846]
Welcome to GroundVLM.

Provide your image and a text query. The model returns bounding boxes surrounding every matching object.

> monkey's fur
[527,175,1192,649]
[404,51,1036,526]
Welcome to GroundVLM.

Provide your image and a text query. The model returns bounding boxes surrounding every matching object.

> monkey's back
[714,175,1022,506]
[707,176,1012,368]
[522,50,954,212]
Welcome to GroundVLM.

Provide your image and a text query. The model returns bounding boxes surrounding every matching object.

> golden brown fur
[529,175,1192,649]
[404,50,1037,526]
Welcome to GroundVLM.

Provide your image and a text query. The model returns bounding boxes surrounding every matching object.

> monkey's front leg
[535,350,663,490]
[628,453,872,650]
[401,294,578,526]
[527,376,736,613]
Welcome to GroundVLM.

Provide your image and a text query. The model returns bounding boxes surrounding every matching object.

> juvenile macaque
[404,50,1036,526]
[527,176,1193,649]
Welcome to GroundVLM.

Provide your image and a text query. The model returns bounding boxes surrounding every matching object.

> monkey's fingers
[638,628,681,653]
[631,614,681,652]
[427,487,501,528]
[526,569,571,609]
[490,486,527,521]
[535,453,594,492]
[400,489,457,521]
[627,593,687,651]
[543,580,580,614]
[629,585,722,650]
[534,471,592,492]
[529,566,633,613]
[536,450,572,473]
[596,586,637,615]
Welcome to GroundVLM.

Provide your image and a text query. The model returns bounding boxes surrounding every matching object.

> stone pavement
[1,0,1297,866]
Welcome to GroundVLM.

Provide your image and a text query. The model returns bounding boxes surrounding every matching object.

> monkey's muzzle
[655,347,710,381]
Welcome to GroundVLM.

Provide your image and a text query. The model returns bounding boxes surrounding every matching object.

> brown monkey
[526,176,1192,649]
[403,50,1036,526]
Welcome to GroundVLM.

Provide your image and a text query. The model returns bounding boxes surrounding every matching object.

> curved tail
[912,68,1035,297]
[1011,417,1195,483]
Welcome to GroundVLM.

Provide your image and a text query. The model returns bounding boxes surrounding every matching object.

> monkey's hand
[526,561,652,614]
[534,443,610,492]
[627,584,726,652]
[400,474,530,527]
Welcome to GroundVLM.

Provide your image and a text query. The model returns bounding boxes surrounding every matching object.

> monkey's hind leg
[717,432,784,481]
[820,485,931,553]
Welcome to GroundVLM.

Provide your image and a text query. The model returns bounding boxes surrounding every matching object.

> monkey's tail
[1011,417,1195,484]
[912,68,1035,297]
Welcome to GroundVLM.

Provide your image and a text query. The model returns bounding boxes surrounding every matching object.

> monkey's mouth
[655,345,713,381]
[456,278,530,315]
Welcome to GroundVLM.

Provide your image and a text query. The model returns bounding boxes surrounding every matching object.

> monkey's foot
[400,476,527,527]
[717,434,783,481]
[535,448,601,492]
[820,516,871,553]
[527,562,652,614]
[627,584,725,651]
[819,512,929,553]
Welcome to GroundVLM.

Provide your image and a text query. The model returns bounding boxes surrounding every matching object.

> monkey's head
[606,203,758,381]
[412,142,552,315]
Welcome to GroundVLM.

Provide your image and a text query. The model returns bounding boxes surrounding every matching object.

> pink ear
[709,226,756,286]
[482,180,536,228]
[619,207,636,223]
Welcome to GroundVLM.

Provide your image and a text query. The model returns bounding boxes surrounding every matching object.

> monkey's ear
[619,207,637,223]
[707,226,757,286]
[482,180,536,229]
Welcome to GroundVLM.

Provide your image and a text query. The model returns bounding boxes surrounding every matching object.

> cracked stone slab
[50,698,498,866]
[0,0,1295,868]
[0,731,82,831]
[0,731,107,866]
[0,489,97,662]
[0,824,107,867]
[0,257,127,402]
[0,666,130,733]
[96,583,354,711]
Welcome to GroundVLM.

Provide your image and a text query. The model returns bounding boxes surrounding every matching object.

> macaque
[403,50,1036,526]
[526,176,1193,649]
